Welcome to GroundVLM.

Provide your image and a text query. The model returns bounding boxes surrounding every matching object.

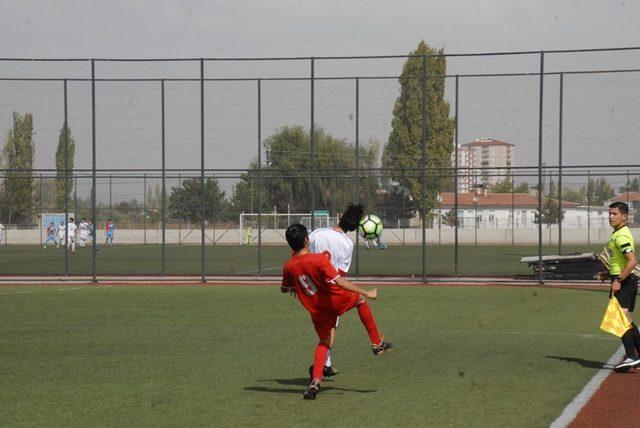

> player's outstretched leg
[355,299,394,355]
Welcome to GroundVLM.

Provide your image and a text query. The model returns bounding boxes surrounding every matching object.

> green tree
[55,123,75,210]
[2,112,35,225]
[583,177,614,206]
[381,40,455,219]
[628,177,640,192]
[442,209,458,227]
[489,177,514,193]
[535,180,564,226]
[561,187,586,205]
[514,182,529,193]
[228,126,379,220]
[169,177,228,223]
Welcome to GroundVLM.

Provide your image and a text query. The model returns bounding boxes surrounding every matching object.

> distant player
[364,231,387,250]
[88,220,95,244]
[66,218,78,253]
[282,223,392,400]
[44,222,56,248]
[105,219,114,246]
[78,218,89,248]
[56,221,66,247]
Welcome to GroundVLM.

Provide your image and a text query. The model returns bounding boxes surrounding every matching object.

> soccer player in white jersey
[56,221,66,247]
[78,218,89,248]
[307,203,393,379]
[66,218,78,253]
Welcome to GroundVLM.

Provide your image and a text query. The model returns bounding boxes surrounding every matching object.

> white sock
[325,351,332,367]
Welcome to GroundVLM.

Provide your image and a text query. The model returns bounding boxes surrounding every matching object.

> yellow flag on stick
[600,297,632,337]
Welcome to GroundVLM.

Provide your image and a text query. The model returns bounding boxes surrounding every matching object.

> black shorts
[612,275,639,312]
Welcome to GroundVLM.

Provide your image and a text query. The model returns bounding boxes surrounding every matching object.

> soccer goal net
[238,211,338,244]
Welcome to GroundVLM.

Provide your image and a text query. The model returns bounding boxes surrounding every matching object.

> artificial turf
[0,284,618,426]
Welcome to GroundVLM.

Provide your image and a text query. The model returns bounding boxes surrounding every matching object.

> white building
[433,191,608,229]
[461,138,515,188]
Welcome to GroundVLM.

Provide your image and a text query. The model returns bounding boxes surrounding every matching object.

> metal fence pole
[537,51,545,285]
[310,57,315,230]
[63,78,69,276]
[454,75,459,276]
[178,173,182,244]
[558,72,564,255]
[109,174,112,219]
[354,77,360,276]
[161,79,166,275]
[200,58,206,283]
[91,59,97,283]
[257,78,262,275]
[587,170,591,245]
[511,172,515,245]
[421,54,428,283]
[38,175,42,246]
[143,173,147,245]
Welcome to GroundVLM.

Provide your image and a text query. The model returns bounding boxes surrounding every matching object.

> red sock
[312,342,330,381]
[357,301,382,345]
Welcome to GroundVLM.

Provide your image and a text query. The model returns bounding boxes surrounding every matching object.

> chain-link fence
[0,48,639,281]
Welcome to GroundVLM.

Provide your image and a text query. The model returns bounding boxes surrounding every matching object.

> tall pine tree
[382,41,455,219]
[2,112,35,225]
[55,122,75,210]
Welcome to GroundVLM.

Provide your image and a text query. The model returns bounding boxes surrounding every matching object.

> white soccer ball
[359,214,383,240]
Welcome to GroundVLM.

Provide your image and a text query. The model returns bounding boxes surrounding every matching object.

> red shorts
[310,294,360,339]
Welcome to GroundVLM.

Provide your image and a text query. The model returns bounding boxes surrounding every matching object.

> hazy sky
[1,0,638,58]
[0,1,639,204]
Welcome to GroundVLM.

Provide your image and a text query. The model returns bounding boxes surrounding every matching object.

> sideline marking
[550,346,624,428]
[0,286,83,295]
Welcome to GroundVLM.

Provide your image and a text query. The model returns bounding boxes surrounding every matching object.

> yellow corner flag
[600,297,632,337]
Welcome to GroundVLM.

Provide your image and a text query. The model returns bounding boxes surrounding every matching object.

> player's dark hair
[609,201,629,214]
[338,203,364,232]
[285,223,308,252]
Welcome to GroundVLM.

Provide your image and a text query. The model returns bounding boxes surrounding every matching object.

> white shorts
[80,231,88,240]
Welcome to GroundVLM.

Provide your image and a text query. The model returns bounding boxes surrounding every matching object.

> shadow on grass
[245,378,377,395]
[546,355,610,369]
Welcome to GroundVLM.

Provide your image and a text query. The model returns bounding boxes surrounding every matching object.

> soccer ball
[359,214,383,240]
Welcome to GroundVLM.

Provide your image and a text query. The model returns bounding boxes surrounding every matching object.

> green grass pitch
[0,284,617,426]
[0,244,598,276]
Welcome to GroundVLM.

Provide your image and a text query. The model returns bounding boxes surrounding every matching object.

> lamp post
[436,194,442,245]
[473,194,478,246]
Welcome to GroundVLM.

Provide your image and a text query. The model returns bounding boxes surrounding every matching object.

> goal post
[239,210,338,244]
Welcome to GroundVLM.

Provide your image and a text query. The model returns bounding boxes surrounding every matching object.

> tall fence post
[143,173,147,245]
[200,58,206,283]
[91,58,97,283]
[310,57,315,230]
[454,74,459,276]
[355,77,360,276]
[161,79,166,275]
[537,51,545,285]
[63,78,69,276]
[257,78,262,275]
[558,72,564,255]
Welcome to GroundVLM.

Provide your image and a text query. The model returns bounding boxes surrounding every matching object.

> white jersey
[57,225,66,238]
[309,227,354,274]
[79,221,88,237]
[67,222,77,237]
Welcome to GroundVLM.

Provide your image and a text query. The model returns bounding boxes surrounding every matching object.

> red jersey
[282,252,359,317]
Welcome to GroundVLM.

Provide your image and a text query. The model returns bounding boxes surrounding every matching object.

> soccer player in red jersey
[281,223,393,400]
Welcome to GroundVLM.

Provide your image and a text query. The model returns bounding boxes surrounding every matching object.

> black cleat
[302,379,321,400]
[613,357,640,373]
[308,365,339,380]
[372,341,394,356]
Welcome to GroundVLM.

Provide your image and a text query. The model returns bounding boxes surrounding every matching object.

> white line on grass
[0,287,83,295]
[550,345,624,428]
